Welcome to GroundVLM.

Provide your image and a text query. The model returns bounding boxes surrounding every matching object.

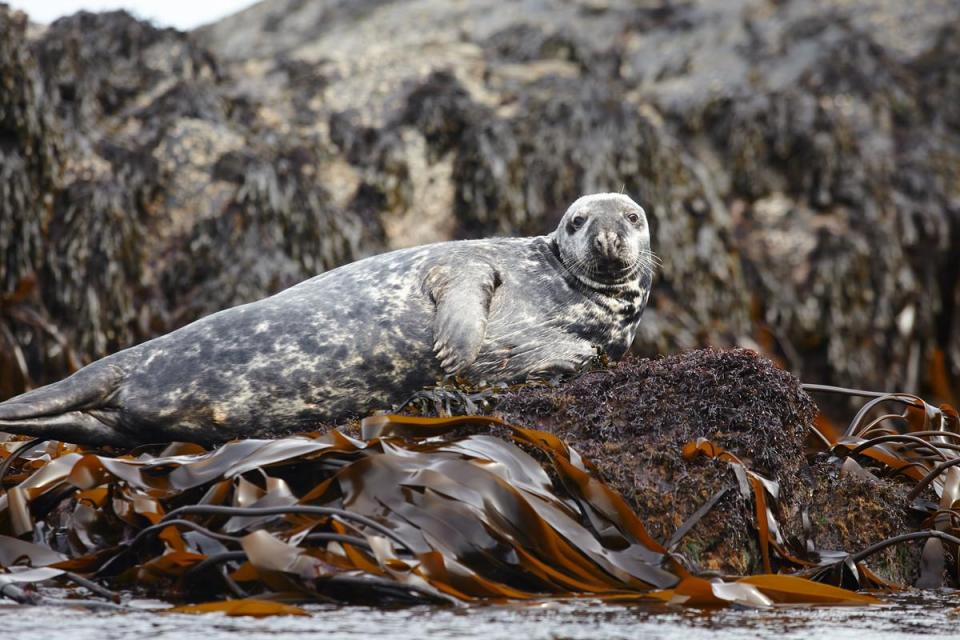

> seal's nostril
[594,232,622,257]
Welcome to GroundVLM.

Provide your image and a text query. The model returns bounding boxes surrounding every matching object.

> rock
[0,0,958,410]
[0,8,68,396]
[0,8,388,391]
[490,348,919,580]
[0,10,59,295]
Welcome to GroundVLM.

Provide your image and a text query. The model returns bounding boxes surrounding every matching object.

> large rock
[0,0,958,407]
[494,349,921,579]
[0,8,66,397]
[399,348,921,582]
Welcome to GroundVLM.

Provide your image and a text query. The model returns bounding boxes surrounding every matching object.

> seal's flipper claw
[427,261,499,376]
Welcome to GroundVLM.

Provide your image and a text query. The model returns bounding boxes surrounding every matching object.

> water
[2,592,959,640]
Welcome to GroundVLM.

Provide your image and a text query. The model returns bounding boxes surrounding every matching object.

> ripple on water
[1,592,958,640]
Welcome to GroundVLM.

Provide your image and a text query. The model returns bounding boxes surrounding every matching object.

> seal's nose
[594,231,622,258]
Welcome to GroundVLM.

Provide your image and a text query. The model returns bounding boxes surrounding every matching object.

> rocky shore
[0,348,933,595]
[1,0,958,595]
[0,0,958,405]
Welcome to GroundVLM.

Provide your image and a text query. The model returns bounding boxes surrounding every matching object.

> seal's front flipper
[426,262,500,375]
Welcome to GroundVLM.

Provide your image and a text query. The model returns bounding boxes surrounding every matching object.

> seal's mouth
[583,248,658,285]
[592,253,634,272]
[550,234,657,287]
[587,256,641,281]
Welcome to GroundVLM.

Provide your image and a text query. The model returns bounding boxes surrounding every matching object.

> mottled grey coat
[0,193,653,446]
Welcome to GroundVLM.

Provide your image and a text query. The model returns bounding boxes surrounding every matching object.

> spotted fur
[0,193,653,446]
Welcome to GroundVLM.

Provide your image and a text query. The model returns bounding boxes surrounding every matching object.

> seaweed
[0,410,886,611]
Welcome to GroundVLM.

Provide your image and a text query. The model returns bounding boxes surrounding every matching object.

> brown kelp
[0,413,881,611]
[801,384,960,589]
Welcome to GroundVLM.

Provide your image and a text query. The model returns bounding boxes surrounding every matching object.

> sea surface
[2,591,959,640]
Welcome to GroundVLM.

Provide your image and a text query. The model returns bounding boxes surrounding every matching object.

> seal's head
[554,193,653,285]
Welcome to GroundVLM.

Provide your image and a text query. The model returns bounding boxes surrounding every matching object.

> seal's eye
[626,212,640,224]
[571,215,586,229]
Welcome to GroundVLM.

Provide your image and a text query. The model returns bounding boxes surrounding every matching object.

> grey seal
[0,193,654,447]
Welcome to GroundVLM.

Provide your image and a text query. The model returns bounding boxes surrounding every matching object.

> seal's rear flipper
[0,411,135,448]
[0,363,131,446]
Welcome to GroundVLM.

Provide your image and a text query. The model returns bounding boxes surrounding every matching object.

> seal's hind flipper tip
[0,410,132,448]
[0,362,123,422]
